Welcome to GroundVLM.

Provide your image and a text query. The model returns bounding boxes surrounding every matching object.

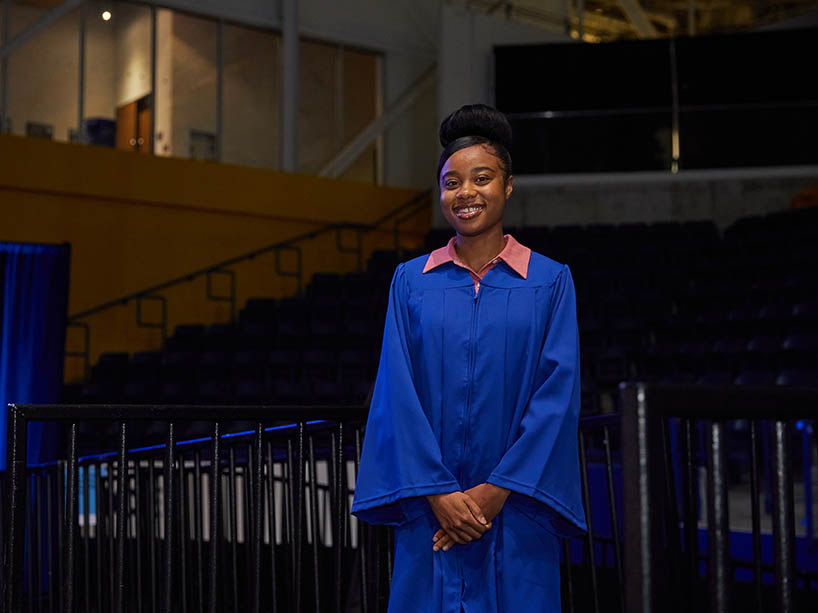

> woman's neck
[454,228,506,272]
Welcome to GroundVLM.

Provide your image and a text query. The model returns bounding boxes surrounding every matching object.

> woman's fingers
[462,495,489,526]
[434,532,455,552]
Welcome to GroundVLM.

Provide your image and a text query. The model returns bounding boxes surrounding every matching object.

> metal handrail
[64,190,431,381]
[68,190,431,322]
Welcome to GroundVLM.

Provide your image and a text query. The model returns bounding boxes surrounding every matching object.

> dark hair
[437,104,513,180]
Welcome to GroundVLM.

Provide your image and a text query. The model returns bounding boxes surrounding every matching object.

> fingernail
[443,545,450,551]
[433,545,439,551]
[480,516,487,524]
[432,535,438,541]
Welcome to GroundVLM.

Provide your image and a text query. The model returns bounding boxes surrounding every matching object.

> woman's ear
[504,175,514,200]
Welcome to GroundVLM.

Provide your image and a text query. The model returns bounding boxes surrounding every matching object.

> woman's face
[439,144,513,238]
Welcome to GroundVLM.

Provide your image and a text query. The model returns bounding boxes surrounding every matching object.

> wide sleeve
[350,263,461,526]
[487,265,587,536]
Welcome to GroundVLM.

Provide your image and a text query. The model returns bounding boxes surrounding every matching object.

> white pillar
[281,0,299,172]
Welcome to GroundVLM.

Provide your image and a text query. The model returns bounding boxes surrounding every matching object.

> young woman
[351,105,586,612]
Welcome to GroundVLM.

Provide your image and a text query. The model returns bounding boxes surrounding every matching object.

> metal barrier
[2,404,625,613]
[5,387,817,612]
[620,383,818,613]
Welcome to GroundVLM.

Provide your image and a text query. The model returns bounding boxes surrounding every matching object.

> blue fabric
[351,251,586,612]
[0,242,71,470]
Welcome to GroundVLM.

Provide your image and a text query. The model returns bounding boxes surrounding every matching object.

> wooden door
[137,107,152,153]
[116,101,137,151]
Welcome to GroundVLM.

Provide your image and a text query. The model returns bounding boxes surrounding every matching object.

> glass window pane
[84,1,152,151]
[298,38,338,174]
[222,23,280,169]
[7,0,79,142]
[156,10,218,159]
[509,114,672,174]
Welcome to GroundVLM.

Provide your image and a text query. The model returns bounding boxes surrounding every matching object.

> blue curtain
[0,242,71,470]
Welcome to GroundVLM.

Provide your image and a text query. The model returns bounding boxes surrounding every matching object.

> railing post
[706,420,730,613]
[2,405,28,613]
[621,383,670,613]
[771,420,795,613]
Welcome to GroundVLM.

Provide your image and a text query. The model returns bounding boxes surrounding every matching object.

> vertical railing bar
[771,420,795,613]
[177,451,188,613]
[207,423,222,613]
[57,460,65,612]
[749,420,764,613]
[82,465,90,613]
[354,427,368,613]
[265,440,278,613]
[308,435,321,613]
[95,465,104,613]
[706,420,730,613]
[134,462,144,613]
[107,460,115,611]
[115,423,127,613]
[603,424,625,613]
[46,470,54,613]
[680,418,699,604]
[294,424,305,613]
[64,424,79,613]
[148,460,158,613]
[333,423,344,613]
[243,444,253,604]
[162,422,176,613]
[661,417,685,613]
[578,430,600,613]
[251,424,264,613]
[26,476,34,613]
[0,405,27,612]
[286,439,297,611]
[227,447,238,613]
[193,450,204,613]
[34,473,43,613]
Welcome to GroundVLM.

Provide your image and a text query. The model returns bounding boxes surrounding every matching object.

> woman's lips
[454,204,485,220]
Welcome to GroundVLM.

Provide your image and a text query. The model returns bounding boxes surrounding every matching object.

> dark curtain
[0,242,71,470]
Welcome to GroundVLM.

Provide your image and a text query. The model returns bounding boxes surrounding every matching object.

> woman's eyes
[444,176,491,189]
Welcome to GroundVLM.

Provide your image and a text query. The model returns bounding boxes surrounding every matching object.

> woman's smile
[454,203,486,219]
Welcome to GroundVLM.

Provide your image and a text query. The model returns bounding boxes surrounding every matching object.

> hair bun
[439,104,512,150]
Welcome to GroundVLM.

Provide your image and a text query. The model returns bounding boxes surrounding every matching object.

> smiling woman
[351,105,586,612]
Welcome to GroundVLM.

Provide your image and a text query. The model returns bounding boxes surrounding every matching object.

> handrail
[68,189,431,322]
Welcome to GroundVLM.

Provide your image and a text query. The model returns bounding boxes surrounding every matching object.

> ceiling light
[102,10,112,21]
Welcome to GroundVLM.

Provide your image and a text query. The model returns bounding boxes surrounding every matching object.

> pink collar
[422,234,530,279]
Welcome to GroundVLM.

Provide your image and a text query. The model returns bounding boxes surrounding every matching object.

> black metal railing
[1,404,624,613]
[620,383,818,613]
[6,385,814,612]
[65,190,432,381]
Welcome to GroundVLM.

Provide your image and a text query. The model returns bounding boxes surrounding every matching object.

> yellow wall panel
[0,135,429,381]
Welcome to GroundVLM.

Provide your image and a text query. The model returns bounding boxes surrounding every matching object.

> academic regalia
[351,248,586,613]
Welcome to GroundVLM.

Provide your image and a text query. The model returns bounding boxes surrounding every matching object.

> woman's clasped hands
[426,483,511,552]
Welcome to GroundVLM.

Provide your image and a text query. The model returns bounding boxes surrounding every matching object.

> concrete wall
[503,168,818,230]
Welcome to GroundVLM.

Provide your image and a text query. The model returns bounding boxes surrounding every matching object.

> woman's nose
[457,182,475,197]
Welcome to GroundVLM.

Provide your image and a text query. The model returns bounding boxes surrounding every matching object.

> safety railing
[620,383,818,613]
[1,403,624,613]
[64,189,432,381]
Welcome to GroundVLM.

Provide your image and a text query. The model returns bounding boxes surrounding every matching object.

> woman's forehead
[441,144,501,174]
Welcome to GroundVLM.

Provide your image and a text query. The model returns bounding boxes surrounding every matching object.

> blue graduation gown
[351,250,586,612]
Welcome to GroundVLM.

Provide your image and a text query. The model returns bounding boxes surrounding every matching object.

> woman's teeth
[455,206,484,219]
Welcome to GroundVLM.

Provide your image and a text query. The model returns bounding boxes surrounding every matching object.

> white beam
[319,64,436,179]
[617,0,658,38]
[0,0,86,61]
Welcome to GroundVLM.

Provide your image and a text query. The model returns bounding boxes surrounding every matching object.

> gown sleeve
[486,265,587,536]
[351,263,461,526]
